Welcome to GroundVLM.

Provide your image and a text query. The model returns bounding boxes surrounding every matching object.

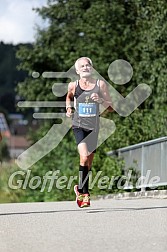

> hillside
[0,41,29,113]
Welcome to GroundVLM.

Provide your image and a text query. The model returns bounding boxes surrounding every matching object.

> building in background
[0,113,31,159]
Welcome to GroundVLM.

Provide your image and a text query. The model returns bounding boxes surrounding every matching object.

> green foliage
[0,163,25,203]
[105,108,167,150]
[0,42,28,113]
[15,130,78,202]
[0,138,10,162]
[131,0,167,110]
[89,151,124,195]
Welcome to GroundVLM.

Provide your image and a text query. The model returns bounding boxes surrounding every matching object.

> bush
[0,138,10,162]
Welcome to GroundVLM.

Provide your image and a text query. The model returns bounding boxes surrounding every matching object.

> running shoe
[74,185,84,208]
[80,193,90,208]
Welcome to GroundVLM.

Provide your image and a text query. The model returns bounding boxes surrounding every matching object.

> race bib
[78,103,96,117]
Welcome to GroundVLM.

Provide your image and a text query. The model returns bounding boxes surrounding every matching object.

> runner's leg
[77,142,89,194]
[88,153,94,170]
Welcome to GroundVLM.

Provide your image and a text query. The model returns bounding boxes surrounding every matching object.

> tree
[106,0,167,149]
[0,138,10,162]
[0,42,28,113]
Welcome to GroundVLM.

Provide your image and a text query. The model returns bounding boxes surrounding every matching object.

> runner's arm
[66,82,75,117]
[99,80,113,112]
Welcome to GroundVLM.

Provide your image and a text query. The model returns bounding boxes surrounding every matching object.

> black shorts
[73,127,99,153]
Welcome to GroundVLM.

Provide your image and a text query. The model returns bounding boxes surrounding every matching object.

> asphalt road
[0,198,167,252]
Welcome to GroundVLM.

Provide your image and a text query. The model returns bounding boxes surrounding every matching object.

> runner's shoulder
[99,79,107,88]
[68,81,76,92]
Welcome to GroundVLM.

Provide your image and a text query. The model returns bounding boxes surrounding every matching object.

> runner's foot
[74,185,84,208]
[80,193,90,208]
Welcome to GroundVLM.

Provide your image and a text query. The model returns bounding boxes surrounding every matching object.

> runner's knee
[80,156,89,166]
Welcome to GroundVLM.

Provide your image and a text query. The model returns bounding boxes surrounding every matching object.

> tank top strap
[76,80,79,87]
[96,79,100,87]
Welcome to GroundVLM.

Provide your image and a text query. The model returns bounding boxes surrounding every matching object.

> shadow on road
[0,205,167,216]
[87,205,167,214]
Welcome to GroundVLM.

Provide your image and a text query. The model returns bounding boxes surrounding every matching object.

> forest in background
[0,42,29,114]
[0,0,166,203]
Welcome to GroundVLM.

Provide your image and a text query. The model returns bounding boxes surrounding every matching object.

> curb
[94,190,167,200]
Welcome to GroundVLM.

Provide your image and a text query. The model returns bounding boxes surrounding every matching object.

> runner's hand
[66,107,73,117]
[91,93,104,103]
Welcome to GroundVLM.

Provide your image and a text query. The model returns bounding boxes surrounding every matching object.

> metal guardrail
[107,136,167,190]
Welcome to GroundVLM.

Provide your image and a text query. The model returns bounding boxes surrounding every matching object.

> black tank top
[72,80,101,130]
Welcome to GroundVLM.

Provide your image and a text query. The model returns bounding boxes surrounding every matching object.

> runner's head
[75,57,93,78]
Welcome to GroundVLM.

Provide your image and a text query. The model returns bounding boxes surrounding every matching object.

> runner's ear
[76,69,80,75]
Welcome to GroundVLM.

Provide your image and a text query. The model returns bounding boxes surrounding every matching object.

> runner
[66,57,113,208]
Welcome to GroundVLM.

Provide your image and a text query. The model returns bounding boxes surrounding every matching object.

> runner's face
[76,59,92,77]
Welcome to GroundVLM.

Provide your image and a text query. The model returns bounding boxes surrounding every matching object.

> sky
[0,0,48,44]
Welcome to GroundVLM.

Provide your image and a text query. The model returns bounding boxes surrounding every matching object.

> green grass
[0,162,25,203]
